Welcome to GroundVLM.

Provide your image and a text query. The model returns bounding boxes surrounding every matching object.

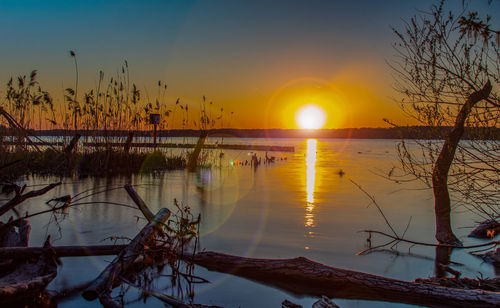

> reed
[0,58,231,177]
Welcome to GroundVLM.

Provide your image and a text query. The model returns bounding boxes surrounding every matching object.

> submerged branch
[0,182,61,217]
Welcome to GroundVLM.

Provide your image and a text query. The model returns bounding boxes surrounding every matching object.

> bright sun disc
[295,105,327,129]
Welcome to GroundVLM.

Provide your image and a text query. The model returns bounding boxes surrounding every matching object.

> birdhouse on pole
[149,113,160,148]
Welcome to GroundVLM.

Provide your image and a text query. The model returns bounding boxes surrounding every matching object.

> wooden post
[82,208,170,301]
[124,131,134,153]
[64,134,81,154]
[154,123,157,149]
[187,130,208,172]
[149,113,160,150]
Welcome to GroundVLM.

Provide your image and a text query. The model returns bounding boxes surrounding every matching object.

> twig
[358,229,500,254]
[350,179,399,238]
[0,182,61,216]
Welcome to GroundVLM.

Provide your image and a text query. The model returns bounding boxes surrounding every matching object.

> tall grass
[0,57,231,176]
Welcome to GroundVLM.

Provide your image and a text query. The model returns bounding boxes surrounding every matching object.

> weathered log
[151,291,223,308]
[0,218,31,274]
[186,251,500,308]
[312,296,339,308]
[124,184,154,221]
[415,276,500,292]
[0,107,42,152]
[0,244,127,259]
[98,293,122,308]
[0,238,57,303]
[82,208,170,301]
[282,299,303,308]
[187,130,208,172]
[473,247,500,266]
[123,131,134,153]
[1,218,30,247]
[468,219,500,239]
[63,133,81,154]
[0,182,61,217]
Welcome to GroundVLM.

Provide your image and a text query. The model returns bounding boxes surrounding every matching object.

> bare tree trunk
[432,80,492,245]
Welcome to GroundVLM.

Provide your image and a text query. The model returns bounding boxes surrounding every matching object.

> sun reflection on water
[305,139,317,227]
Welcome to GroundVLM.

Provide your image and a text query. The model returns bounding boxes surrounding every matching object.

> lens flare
[296,104,327,129]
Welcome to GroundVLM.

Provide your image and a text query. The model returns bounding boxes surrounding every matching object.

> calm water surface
[14,138,495,307]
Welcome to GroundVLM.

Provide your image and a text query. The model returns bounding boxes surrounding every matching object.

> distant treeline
[4,126,500,140]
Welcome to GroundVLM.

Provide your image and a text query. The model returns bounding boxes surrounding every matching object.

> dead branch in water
[358,229,500,255]
[0,182,61,217]
[124,184,154,221]
[82,208,170,301]
[350,180,496,255]
[185,251,500,308]
[0,244,127,259]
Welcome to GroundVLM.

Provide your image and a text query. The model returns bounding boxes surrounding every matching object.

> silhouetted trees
[390,0,500,244]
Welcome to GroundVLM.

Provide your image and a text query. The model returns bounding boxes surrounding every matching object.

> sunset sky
[0,0,497,129]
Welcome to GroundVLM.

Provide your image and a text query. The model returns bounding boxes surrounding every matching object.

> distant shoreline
[13,126,500,140]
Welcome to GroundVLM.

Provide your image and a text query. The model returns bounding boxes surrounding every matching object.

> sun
[295,104,327,129]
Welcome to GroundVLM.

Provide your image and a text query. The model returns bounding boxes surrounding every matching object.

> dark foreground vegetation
[0,147,186,178]
[12,126,500,140]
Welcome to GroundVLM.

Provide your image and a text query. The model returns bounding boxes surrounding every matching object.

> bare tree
[390,0,500,245]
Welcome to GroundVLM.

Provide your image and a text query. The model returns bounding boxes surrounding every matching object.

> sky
[0,0,498,129]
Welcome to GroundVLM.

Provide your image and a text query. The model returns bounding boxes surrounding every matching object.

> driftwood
[123,131,134,153]
[82,208,170,301]
[468,219,500,239]
[63,133,81,154]
[0,238,57,303]
[0,107,42,152]
[152,292,223,308]
[282,299,303,308]
[98,293,122,308]
[185,251,500,308]
[0,218,30,247]
[187,130,208,172]
[0,244,127,259]
[415,276,500,292]
[312,296,340,308]
[124,184,154,221]
[0,182,61,217]
[0,218,31,273]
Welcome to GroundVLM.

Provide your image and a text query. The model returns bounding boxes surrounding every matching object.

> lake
[13,138,495,307]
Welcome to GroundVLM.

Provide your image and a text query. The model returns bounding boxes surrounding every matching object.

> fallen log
[1,218,30,247]
[0,218,31,273]
[123,131,134,153]
[186,251,500,308]
[98,293,122,308]
[0,182,61,217]
[187,130,208,172]
[468,219,500,239]
[0,244,127,259]
[124,184,154,221]
[82,208,170,301]
[0,238,57,303]
[63,134,81,154]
